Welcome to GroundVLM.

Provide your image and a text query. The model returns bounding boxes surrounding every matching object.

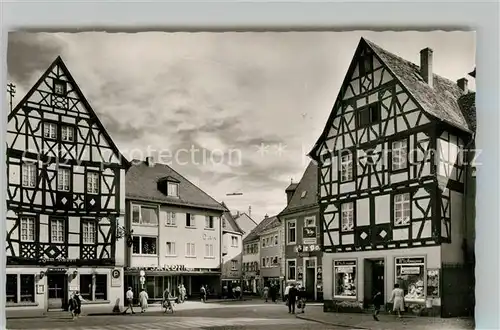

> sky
[7,31,476,223]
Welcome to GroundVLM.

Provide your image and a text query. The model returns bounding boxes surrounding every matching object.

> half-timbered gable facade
[278,161,322,301]
[309,38,476,317]
[124,157,226,302]
[6,56,129,313]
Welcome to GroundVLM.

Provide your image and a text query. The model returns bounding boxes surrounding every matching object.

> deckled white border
[0,1,498,329]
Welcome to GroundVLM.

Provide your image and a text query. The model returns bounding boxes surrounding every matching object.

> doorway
[363,258,385,308]
[304,258,316,301]
[47,274,67,310]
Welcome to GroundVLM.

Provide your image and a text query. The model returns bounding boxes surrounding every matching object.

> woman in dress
[138,288,149,313]
[263,284,269,302]
[389,283,405,318]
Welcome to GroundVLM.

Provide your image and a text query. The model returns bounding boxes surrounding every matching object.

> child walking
[372,291,383,321]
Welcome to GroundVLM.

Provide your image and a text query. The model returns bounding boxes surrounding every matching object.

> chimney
[236,211,240,217]
[420,48,433,87]
[285,179,298,205]
[264,214,268,219]
[457,78,468,94]
[248,206,252,217]
[145,157,154,167]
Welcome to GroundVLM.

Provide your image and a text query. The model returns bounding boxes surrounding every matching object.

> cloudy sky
[7,31,475,223]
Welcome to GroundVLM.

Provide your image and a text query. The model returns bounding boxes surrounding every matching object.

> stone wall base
[324,300,441,317]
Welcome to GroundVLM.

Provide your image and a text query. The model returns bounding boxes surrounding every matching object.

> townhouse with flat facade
[124,158,226,302]
[258,215,283,293]
[278,161,322,301]
[220,202,245,292]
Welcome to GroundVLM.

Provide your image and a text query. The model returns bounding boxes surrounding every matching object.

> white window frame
[305,216,316,228]
[394,193,411,226]
[132,236,158,255]
[392,139,408,171]
[86,171,99,195]
[204,243,215,258]
[61,125,75,142]
[231,260,238,270]
[21,163,37,188]
[54,81,66,95]
[341,202,354,232]
[166,242,176,256]
[340,152,354,182]
[43,122,57,139]
[57,167,71,192]
[82,220,96,244]
[20,216,35,242]
[231,235,238,247]
[286,259,297,280]
[165,212,177,226]
[186,243,196,258]
[167,182,179,197]
[50,218,65,243]
[131,204,158,226]
[6,274,36,304]
[286,220,297,245]
[205,216,215,229]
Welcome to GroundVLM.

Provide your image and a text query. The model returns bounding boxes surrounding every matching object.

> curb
[296,314,369,329]
[7,315,47,320]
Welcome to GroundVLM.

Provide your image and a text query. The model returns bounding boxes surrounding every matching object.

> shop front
[124,266,221,303]
[323,247,442,316]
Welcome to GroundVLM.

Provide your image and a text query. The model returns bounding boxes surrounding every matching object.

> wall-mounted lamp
[39,271,45,279]
[72,270,78,278]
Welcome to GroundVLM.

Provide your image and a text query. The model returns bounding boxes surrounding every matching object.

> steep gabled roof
[221,202,244,234]
[126,160,226,212]
[9,56,130,169]
[279,161,319,216]
[243,215,279,243]
[309,37,476,158]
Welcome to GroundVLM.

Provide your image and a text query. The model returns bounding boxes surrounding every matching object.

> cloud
[7,31,476,222]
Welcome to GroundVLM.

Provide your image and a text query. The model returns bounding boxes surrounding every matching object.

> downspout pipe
[462,132,476,264]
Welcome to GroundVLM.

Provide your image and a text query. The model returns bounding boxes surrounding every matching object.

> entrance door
[372,260,385,298]
[363,259,385,308]
[305,259,316,300]
[47,274,67,310]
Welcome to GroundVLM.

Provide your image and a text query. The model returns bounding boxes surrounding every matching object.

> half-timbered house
[308,38,476,317]
[6,57,130,313]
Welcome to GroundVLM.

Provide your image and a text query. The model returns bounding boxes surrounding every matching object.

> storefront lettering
[125,265,187,272]
[203,233,217,241]
[334,260,356,267]
[395,257,425,264]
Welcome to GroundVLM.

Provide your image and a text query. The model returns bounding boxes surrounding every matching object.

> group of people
[283,282,307,314]
[222,283,242,300]
[262,282,279,303]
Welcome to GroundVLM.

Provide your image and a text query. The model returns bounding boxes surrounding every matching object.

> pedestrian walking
[69,291,82,320]
[139,288,149,313]
[122,287,136,314]
[270,283,277,303]
[235,285,241,299]
[284,282,291,304]
[180,284,186,303]
[389,284,405,318]
[287,283,298,314]
[200,285,207,303]
[372,291,383,321]
[163,288,174,313]
[296,286,306,313]
[263,284,269,302]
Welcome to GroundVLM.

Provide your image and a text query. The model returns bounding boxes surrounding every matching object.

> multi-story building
[309,38,476,317]
[233,211,257,240]
[278,161,322,301]
[124,158,226,301]
[220,202,244,292]
[241,215,275,294]
[5,56,129,313]
[258,216,283,292]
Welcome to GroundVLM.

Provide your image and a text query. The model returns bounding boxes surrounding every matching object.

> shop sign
[334,260,356,266]
[125,265,187,272]
[47,267,67,273]
[295,244,321,253]
[401,266,421,275]
[111,269,121,287]
[302,227,317,245]
[298,273,303,280]
[317,272,322,280]
[395,257,425,264]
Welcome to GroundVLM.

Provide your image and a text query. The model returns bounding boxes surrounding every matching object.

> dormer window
[167,182,179,197]
[301,191,307,198]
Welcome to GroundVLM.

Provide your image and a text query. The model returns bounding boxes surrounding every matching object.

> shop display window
[333,260,357,298]
[426,269,440,297]
[395,257,425,301]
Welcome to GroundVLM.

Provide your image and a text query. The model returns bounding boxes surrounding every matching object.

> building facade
[124,158,226,302]
[220,203,244,293]
[309,38,476,317]
[258,216,283,292]
[6,57,129,313]
[242,237,260,294]
[233,212,257,240]
[279,162,322,301]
